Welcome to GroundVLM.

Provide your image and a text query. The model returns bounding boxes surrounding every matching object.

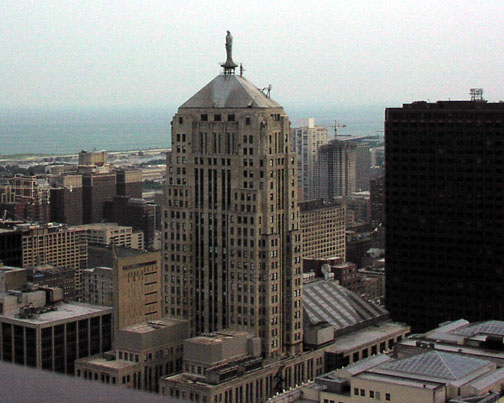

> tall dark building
[82,173,116,224]
[103,196,158,250]
[370,175,385,226]
[0,230,22,267]
[385,97,504,332]
[49,175,83,225]
[115,169,143,199]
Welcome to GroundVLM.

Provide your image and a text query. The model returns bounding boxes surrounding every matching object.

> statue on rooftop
[222,30,238,74]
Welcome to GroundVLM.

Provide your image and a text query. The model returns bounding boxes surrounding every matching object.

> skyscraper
[163,34,303,357]
[385,96,504,332]
[315,139,357,199]
[291,119,329,201]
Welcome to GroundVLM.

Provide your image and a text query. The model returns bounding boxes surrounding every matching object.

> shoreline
[0,147,170,163]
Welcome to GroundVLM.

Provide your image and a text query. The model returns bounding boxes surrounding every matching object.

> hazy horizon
[2,1,504,109]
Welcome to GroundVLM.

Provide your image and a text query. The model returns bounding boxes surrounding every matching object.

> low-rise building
[75,317,187,393]
[26,264,76,300]
[0,288,112,375]
[396,319,504,369]
[315,351,503,403]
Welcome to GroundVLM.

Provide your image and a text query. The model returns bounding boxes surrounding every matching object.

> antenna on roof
[470,88,484,102]
[261,85,272,98]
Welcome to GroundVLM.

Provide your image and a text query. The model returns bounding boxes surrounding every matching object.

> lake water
[0,106,385,156]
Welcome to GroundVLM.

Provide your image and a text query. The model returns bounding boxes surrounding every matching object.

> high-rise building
[49,174,83,225]
[82,172,116,224]
[103,196,158,250]
[0,229,22,267]
[315,139,357,199]
[291,119,329,201]
[370,175,385,226]
[18,223,88,291]
[0,175,51,222]
[355,143,372,191]
[112,248,162,330]
[385,97,504,332]
[87,246,162,330]
[78,222,144,250]
[299,199,346,260]
[162,36,303,357]
[115,169,143,199]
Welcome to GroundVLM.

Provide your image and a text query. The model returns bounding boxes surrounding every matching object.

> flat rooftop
[77,355,138,370]
[326,321,408,353]
[0,266,25,272]
[0,301,112,324]
[79,223,129,230]
[121,317,186,334]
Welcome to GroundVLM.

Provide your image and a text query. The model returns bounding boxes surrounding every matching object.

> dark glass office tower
[385,97,504,332]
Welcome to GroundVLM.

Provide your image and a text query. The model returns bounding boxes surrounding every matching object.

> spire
[221,30,238,75]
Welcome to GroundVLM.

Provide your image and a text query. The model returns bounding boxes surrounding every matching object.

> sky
[1,0,504,110]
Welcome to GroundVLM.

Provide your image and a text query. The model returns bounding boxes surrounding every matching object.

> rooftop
[121,317,186,334]
[378,351,490,381]
[180,74,281,109]
[303,280,388,332]
[77,354,138,370]
[325,321,408,353]
[0,301,112,324]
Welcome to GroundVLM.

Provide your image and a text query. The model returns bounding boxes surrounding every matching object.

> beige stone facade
[79,222,144,250]
[163,73,303,357]
[300,199,346,260]
[113,248,162,329]
[19,223,88,290]
[159,323,409,403]
[75,317,187,393]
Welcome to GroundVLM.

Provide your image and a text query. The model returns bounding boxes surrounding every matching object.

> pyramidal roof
[379,351,489,380]
[180,74,281,109]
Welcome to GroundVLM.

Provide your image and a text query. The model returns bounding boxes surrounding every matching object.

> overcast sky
[2,0,504,109]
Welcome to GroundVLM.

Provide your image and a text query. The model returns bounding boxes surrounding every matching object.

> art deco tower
[162,33,303,357]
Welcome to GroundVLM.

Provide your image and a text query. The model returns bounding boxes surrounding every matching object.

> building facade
[299,199,346,260]
[113,248,162,330]
[0,295,112,375]
[386,99,504,332]
[82,172,116,224]
[19,223,88,291]
[315,139,357,199]
[81,266,114,306]
[49,174,83,225]
[163,47,303,357]
[103,196,158,250]
[291,119,329,201]
[79,222,144,250]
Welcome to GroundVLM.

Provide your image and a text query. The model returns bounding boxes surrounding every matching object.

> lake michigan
[0,106,384,156]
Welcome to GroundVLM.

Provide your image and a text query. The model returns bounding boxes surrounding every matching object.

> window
[201,114,208,121]
[179,117,183,124]
[214,114,221,121]
[354,388,359,396]
[370,390,375,398]
[245,117,251,125]
[386,393,391,401]
[360,389,365,396]
[228,114,235,121]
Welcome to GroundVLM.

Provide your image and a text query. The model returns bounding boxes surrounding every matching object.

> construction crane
[330,120,350,138]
